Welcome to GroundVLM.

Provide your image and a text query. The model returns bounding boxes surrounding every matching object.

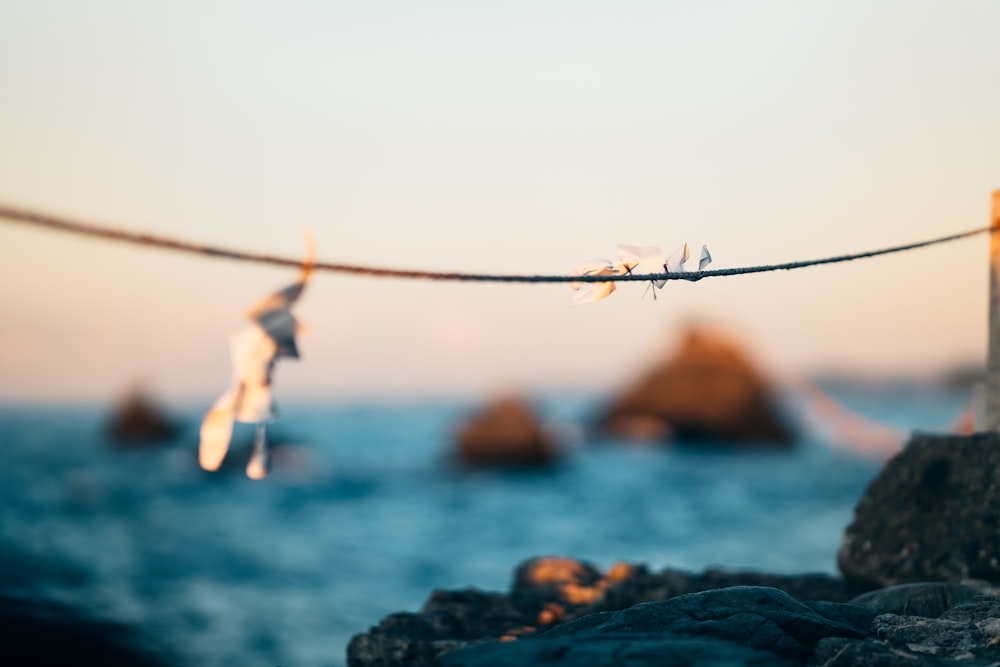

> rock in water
[107,389,179,444]
[454,397,559,467]
[598,326,794,445]
[839,432,1000,587]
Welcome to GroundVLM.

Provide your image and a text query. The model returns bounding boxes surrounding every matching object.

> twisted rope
[0,202,993,284]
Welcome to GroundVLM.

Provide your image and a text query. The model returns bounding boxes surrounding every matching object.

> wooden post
[985,190,1000,429]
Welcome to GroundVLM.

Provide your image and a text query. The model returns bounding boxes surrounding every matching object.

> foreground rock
[813,597,1000,666]
[349,562,1000,667]
[598,326,795,445]
[447,593,1000,667]
[438,586,874,667]
[347,557,868,667]
[848,582,984,617]
[454,397,560,467]
[839,432,1000,588]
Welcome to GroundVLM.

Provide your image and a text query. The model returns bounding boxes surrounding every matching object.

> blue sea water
[0,385,970,667]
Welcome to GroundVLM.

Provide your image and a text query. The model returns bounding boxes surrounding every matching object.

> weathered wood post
[984,190,1000,430]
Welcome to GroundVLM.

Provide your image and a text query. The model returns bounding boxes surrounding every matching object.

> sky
[1,0,999,404]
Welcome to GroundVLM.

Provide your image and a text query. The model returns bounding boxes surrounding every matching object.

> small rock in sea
[453,396,560,467]
[598,325,795,446]
[839,432,1000,588]
[106,388,180,445]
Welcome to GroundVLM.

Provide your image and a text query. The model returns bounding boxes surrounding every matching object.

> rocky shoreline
[348,433,1000,666]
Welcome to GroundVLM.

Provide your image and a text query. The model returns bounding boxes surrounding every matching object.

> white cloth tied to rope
[199,235,314,479]
[570,242,712,304]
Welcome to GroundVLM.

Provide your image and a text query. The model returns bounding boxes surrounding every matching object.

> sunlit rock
[511,557,638,613]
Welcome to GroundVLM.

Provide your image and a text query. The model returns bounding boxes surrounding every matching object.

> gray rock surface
[348,560,1000,667]
[849,582,983,618]
[839,432,1000,587]
[436,587,872,666]
[346,558,868,667]
[810,607,1000,666]
[436,591,1000,667]
[347,589,530,667]
[593,567,866,614]
[438,635,793,667]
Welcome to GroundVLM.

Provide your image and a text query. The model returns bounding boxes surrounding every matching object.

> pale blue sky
[1,1,999,402]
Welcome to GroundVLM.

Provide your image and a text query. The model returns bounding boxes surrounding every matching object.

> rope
[0,202,994,284]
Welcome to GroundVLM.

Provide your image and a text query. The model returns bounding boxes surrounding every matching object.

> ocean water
[0,384,970,666]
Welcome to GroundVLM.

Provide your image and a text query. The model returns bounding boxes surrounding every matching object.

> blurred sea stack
[454,395,562,467]
[598,325,795,446]
[106,386,181,445]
